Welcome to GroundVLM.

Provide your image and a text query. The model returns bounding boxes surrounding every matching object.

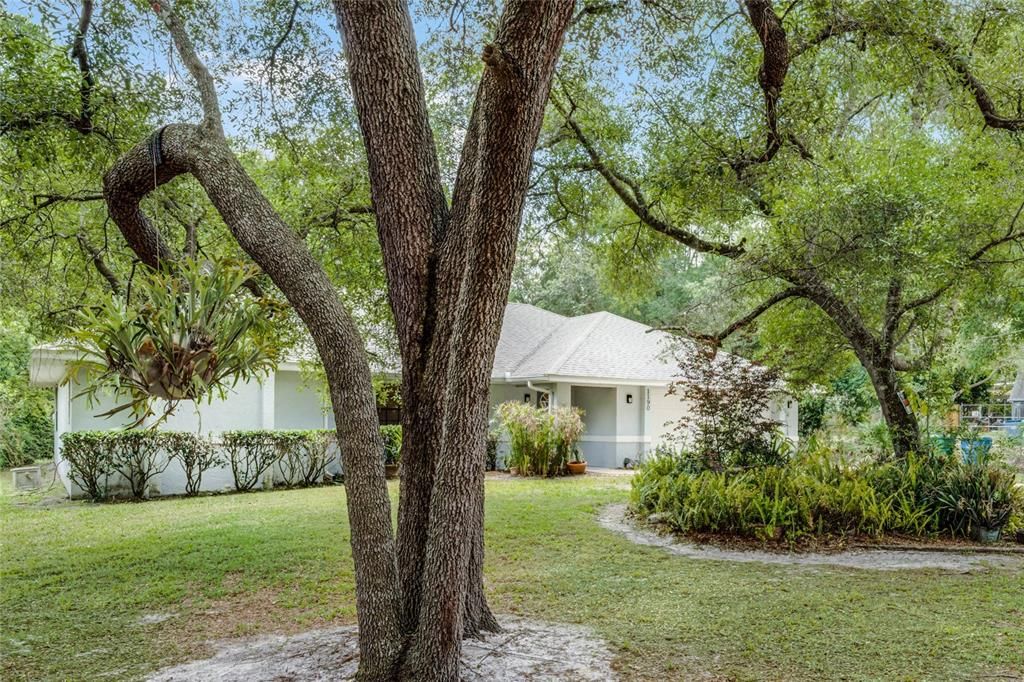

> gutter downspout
[526,380,552,412]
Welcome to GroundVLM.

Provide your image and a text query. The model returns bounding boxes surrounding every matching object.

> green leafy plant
[68,259,287,426]
[631,444,1019,542]
[932,459,1018,534]
[495,402,584,477]
[0,317,53,468]
[670,345,789,471]
[380,425,402,465]
[106,430,171,499]
[60,432,114,501]
[161,432,220,496]
[222,430,282,492]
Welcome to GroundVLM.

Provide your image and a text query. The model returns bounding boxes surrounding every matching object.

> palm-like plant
[68,259,287,425]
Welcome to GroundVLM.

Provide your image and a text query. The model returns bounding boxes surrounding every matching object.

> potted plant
[380,425,402,479]
[566,448,587,475]
[935,461,1015,543]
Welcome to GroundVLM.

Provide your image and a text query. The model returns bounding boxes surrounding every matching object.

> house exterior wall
[275,370,328,430]
[49,364,798,497]
[647,387,685,452]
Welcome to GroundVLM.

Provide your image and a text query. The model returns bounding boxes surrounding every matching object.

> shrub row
[61,426,400,501]
[632,445,1023,542]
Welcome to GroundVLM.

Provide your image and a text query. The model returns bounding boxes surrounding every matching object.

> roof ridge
[547,311,609,376]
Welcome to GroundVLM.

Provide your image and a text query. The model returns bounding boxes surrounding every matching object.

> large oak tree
[548,0,1024,457]
[5,0,573,679]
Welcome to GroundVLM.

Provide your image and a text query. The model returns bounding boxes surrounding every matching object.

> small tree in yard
[670,344,786,471]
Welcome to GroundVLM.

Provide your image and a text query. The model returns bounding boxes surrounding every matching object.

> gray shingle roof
[494,303,681,383]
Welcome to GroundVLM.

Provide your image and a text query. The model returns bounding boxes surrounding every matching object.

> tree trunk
[861,355,922,458]
[102,0,570,678]
[800,281,921,458]
[102,125,403,680]
[335,2,573,677]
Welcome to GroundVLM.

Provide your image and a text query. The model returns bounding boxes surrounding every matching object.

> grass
[1,474,1022,681]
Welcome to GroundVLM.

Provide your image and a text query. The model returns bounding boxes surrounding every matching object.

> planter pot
[384,464,400,480]
[1016,529,1024,545]
[566,461,587,475]
[960,437,993,464]
[509,467,520,476]
[972,526,1001,543]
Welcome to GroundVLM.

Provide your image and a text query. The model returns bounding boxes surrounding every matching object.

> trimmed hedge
[60,425,399,501]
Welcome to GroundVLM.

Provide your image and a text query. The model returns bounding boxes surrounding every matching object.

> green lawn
[1,475,1022,681]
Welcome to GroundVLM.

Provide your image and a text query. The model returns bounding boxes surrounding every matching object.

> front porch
[488,379,674,469]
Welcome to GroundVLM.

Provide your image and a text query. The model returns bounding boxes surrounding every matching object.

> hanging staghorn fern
[68,259,288,425]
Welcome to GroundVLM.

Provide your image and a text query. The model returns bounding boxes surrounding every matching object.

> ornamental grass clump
[495,401,584,476]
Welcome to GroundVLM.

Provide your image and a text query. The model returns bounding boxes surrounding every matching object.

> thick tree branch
[103,7,401,672]
[553,96,746,257]
[730,0,790,174]
[928,35,1024,131]
[150,0,224,139]
[71,0,96,128]
[669,287,804,346]
[334,0,449,368]
[790,15,1024,131]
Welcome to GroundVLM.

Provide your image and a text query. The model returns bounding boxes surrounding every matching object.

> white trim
[579,435,652,444]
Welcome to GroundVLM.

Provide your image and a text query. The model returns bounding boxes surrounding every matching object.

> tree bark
[103,0,571,678]
[336,1,573,677]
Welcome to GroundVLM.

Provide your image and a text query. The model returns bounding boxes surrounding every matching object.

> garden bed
[601,504,1024,571]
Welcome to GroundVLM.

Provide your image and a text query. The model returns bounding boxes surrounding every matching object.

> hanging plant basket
[69,259,287,425]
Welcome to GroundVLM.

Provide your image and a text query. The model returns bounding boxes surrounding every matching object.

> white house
[31,303,798,497]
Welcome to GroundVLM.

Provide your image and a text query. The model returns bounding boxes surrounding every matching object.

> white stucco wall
[275,370,328,430]
[56,369,335,499]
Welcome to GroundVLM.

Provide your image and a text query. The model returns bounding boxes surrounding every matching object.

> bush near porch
[495,402,584,476]
[632,442,1024,543]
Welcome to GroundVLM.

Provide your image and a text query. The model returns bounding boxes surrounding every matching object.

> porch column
[54,382,73,497]
[552,382,572,410]
[54,382,70,460]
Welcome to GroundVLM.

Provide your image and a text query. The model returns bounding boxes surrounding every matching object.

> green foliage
[933,457,1020,535]
[105,430,172,500]
[0,318,52,468]
[222,430,288,492]
[160,432,219,496]
[495,402,585,477]
[60,431,114,501]
[671,344,789,469]
[69,260,288,426]
[632,445,1022,542]
[379,425,402,465]
[485,430,499,471]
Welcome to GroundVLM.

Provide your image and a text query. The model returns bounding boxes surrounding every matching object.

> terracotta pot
[566,461,587,475]
[384,463,400,480]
